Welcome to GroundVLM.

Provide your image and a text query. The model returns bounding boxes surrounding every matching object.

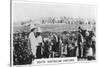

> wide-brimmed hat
[30,24,37,30]
[37,27,42,32]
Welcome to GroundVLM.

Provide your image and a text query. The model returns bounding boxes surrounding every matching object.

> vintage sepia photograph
[12,0,96,66]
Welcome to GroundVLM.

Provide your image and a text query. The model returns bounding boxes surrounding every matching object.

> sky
[12,1,97,23]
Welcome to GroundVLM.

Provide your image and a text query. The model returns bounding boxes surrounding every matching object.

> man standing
[36,27,43,58]
[28,24,38,59]
[77,27,84,58]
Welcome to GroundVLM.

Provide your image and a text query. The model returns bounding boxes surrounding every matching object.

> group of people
[77,27,96,60]
[13,32,32,65]
[28,25,96,60]
[13,24,96,65]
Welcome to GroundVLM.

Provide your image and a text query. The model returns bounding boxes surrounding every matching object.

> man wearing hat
[36,27,43,58]
[28,24,38,59]
[77,26,84,58]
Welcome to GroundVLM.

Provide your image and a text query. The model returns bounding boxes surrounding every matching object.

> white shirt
[29,32,38,46]
[37,35,42,43]
[29,32,38,56]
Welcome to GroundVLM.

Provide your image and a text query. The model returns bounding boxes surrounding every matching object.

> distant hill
[13,23,95,33]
